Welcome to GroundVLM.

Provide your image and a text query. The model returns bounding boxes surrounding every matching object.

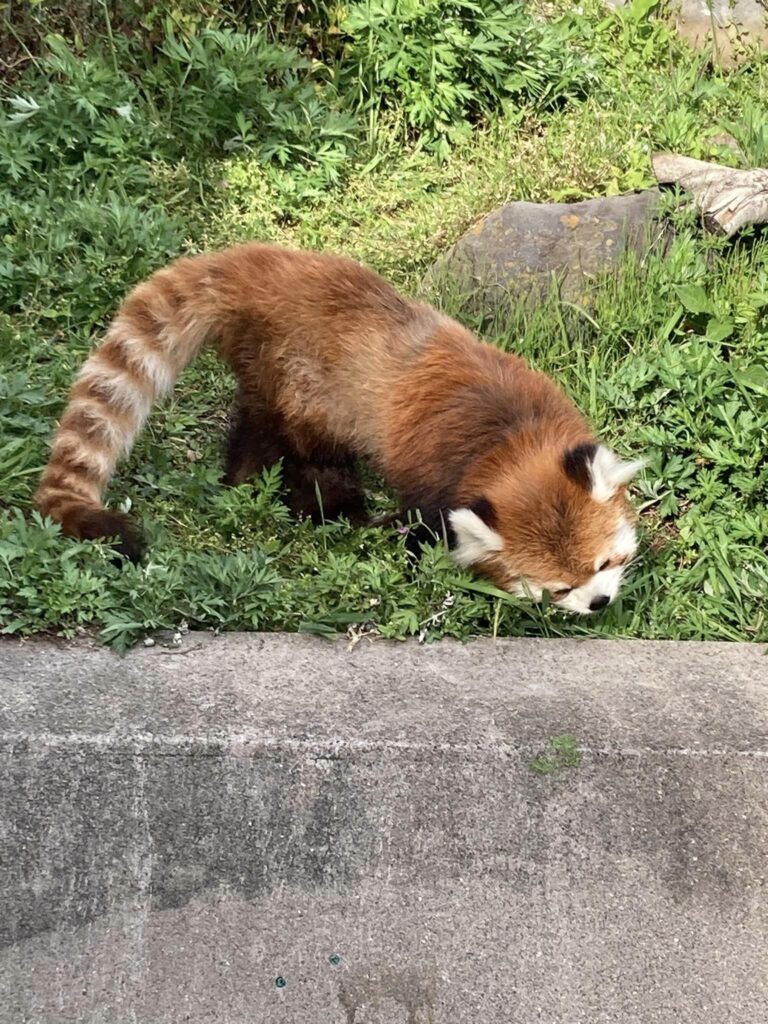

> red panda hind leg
[223,398,366,525]
[222,398,287,488]
[282,462,365,525]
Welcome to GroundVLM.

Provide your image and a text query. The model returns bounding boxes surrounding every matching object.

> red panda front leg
[366,499,454,560]
[394,504,454,561]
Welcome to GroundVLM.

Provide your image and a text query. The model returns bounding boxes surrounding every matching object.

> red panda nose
[589,595,610,611]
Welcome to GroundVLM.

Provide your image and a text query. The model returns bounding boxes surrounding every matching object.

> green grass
[1,0,767,648]
[530,735,583,776]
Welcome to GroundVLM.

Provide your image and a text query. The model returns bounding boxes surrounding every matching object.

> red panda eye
[598,559,611,572]
[551,587,572,601]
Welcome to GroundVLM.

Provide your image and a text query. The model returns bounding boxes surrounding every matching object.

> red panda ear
[589,447,646,502]
[448,502,503,569]
[563,443,598,491]
[564,444,645,501]
[467,496,498,529]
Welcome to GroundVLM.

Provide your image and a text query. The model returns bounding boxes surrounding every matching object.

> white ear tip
[448,508,471,530]
[449,507,504,568]
[617,457,646,480]
[591,448,645,501]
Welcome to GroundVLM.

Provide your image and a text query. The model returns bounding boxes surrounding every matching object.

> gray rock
[2,633,768,1023]
[426,190,664,309]
[605,0,768,61]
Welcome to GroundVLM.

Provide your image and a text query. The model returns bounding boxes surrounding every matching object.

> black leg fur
[283,461,367,524]
[222,402,286,487]
[222,398,367,523]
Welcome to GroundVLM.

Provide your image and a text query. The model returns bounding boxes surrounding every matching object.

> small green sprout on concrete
[530,735,583,776]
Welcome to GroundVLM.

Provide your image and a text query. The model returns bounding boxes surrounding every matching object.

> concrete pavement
[2,634,767,1022]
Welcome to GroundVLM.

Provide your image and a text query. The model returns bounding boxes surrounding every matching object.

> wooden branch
[652,152,768,237]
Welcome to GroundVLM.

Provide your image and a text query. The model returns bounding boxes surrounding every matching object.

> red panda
[35,242,643,615]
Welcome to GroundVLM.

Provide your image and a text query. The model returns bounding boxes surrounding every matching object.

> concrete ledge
[2,635,767,1023]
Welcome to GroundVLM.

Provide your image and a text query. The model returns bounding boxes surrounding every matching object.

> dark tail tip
[65,508,146,564]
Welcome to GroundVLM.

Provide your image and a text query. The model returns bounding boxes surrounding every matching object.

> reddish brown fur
[35,242,633,587]
[471,453,631,592]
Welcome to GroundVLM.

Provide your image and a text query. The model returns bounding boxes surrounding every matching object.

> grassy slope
[1,2,767,647]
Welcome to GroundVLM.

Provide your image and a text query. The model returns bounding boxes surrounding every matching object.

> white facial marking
[554,566,625,615]
[449,508,504,568]
[551,516,638,615]
[611,516,638,562]
[589,446,646,503]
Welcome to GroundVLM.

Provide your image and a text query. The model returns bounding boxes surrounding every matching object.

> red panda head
[449,443,644,615]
